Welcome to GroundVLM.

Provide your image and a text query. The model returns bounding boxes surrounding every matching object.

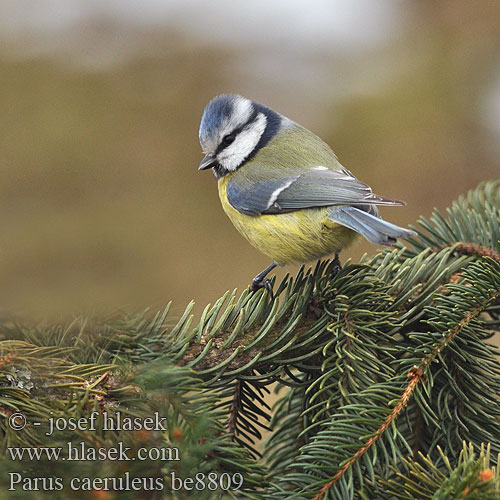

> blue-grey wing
[226,176,301,216]
[226,167,404,217]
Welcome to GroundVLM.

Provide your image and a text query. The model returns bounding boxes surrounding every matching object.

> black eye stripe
[215,108,259,154]
[222,133,236,146]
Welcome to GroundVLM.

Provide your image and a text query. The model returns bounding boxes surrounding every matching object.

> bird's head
[198,94,280,178]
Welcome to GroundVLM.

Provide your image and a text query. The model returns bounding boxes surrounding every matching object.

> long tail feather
[328,206,416,246]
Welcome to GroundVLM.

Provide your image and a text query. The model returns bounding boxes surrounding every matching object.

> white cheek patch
[219,97,253,139]
[232,98,253,127]
[218,113,267,171]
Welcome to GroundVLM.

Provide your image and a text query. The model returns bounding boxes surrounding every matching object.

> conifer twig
[445,242,500,263]
[227,380,241,440]
[311,282,500,500]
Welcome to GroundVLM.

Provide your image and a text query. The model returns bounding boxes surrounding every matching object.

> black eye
[222,133,236,146]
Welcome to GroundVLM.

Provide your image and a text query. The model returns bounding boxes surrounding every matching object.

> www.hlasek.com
[7,411,243,493]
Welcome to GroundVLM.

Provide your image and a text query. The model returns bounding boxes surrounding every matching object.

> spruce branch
[311,257,500,499]
[1,180,500,499]
[311,368,423,500]
[380,442,500,499]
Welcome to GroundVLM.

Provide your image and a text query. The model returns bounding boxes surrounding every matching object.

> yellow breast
[217,176,357,265]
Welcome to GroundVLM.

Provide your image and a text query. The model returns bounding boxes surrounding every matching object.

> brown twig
[446,242,500,263]
[227,380,241,440]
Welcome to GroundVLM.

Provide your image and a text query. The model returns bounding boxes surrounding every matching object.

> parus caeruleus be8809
[198,94,416,293]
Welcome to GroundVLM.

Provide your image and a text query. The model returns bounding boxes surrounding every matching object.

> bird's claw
[330,254,342,276]
[250,278,274,300]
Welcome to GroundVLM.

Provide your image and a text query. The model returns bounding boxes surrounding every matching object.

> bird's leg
[329,253,342,276]
[250,262,278,297]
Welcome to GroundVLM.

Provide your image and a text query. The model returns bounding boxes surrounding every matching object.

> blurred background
[0,0,499,320]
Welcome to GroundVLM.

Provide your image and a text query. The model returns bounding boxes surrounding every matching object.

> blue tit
[198,94,416,293]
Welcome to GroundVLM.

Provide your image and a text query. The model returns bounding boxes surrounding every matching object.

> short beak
[198,154,217,171]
